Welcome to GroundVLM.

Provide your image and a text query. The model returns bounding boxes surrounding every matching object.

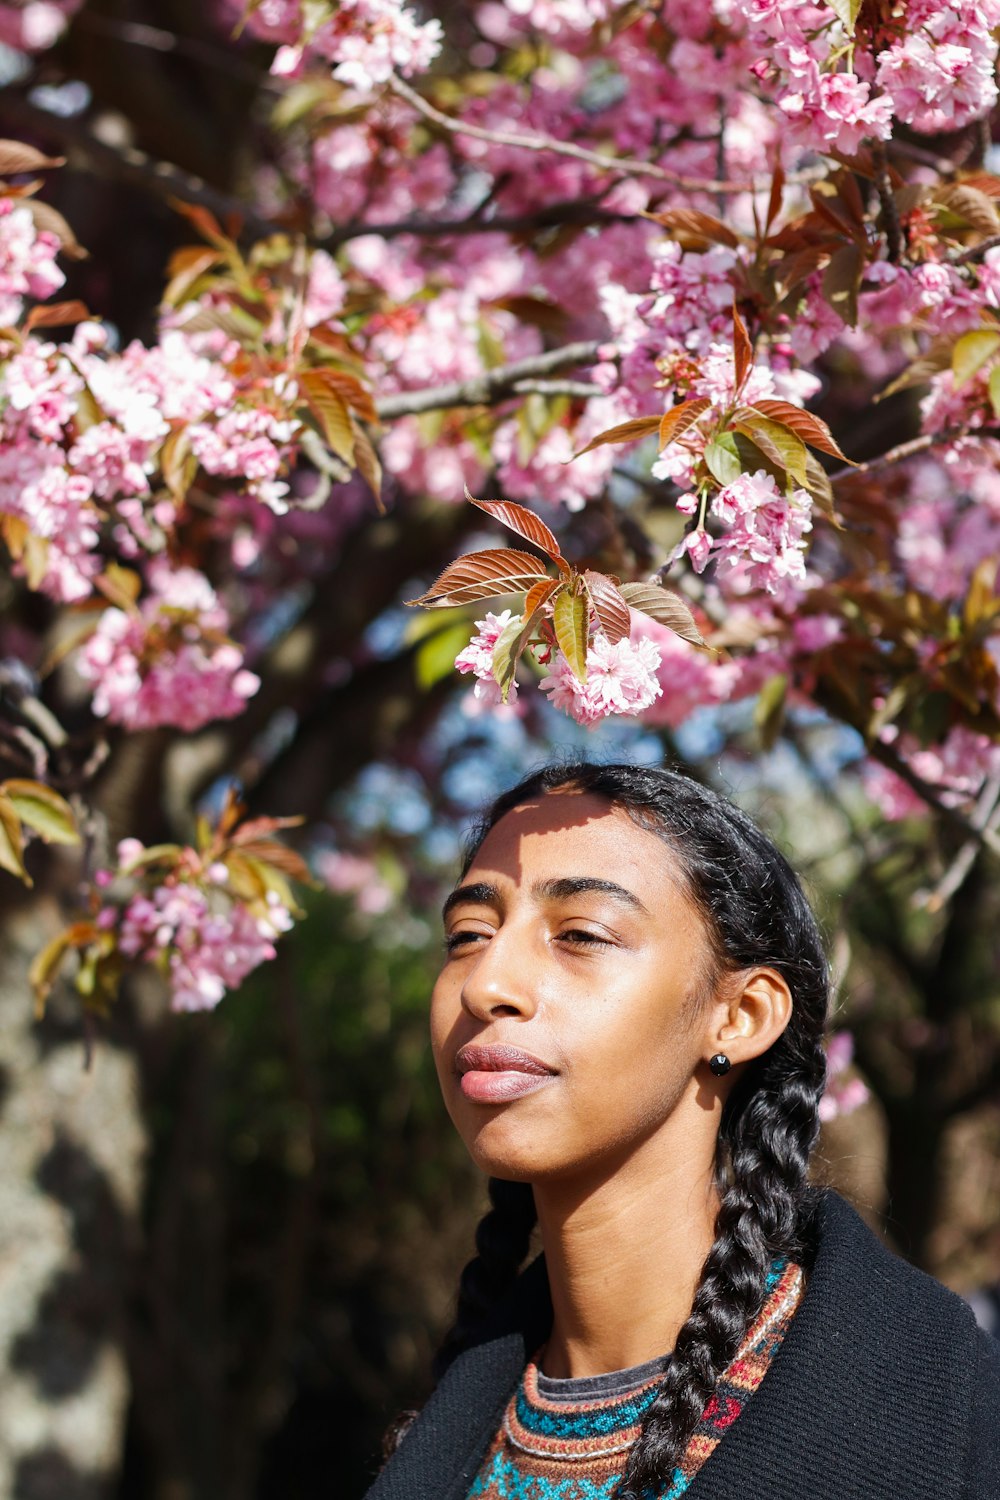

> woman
[366,762,1000,1500]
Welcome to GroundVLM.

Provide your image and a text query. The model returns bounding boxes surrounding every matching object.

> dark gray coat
[364,1190,1000,1500]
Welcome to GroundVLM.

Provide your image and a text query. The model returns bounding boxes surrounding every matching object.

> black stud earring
[709,1053,732,1077]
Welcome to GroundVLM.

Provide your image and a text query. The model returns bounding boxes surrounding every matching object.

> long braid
[432,1176,537,1382]
[615,1033,826,1495]
[447,761,830,1494]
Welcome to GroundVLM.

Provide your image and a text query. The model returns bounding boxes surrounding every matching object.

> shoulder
[810,1188,981,1337]
[813,1191,1000,1485]
[965,1321,1000,1499]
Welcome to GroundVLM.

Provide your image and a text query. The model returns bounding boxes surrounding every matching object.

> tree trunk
[0,896,145,1500]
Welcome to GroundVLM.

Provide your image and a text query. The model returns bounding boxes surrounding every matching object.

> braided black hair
[433,762,829,1495]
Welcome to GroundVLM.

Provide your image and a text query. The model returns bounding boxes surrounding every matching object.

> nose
[459,923,539,1023]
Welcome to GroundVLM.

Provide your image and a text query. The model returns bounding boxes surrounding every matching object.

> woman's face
[430,791,721,1183]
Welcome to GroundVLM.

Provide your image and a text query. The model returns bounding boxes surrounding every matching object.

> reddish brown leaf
[747,400,852,462]
[807,188,860,243]
[0,141,65,177]
[306,366,378,425]
[464,489,564,563]
[162,247,222,308]
[659,397,712,449]
[572,415,661,459]
[584,570,631,643]
[300,370,355,464]
[766,160,786,234]
[230,815,305,844]
[645,207,741,250]
[618,583,705,647]
[24,199,87,259]
[732,303,753,394]
[169,198,235,250]
[524,577,561,617]
[352,423,384,511]
[23,300,90,332]
[233,840,312,882]
[408,547,551,607]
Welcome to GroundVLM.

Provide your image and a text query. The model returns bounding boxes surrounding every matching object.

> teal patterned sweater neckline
[467,1259,804,1500]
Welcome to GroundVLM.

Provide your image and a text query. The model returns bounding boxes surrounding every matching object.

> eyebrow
[441,875,649,923]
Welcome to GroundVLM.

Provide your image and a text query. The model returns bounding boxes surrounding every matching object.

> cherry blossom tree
[2,0,1000,1487]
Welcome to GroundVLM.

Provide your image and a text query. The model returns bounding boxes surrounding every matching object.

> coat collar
[365,1191,978,1500]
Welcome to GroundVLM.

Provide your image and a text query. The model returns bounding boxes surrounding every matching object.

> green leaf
[3,780,79,846]
[415,620,476,690]
[118,843,184,875]
[952,329,1000,388]
[703,431,743,486]
[0,792,29,884]
[731,413,810,486]
[754,673,788,750]
[826,0,862,34]
[989,365,1000,420]
[490,612,529,702]
[552,588,589,682]
[822,243,864,327]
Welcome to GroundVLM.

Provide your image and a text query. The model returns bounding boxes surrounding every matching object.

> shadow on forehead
[453,789,686,908]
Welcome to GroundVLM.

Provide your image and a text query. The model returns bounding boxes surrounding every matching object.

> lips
[456,1042,557,1103]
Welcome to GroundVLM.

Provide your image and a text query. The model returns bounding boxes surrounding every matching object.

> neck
[533,1111,720,1379]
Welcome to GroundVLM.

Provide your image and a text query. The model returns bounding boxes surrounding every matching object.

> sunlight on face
[430,792,718,1184]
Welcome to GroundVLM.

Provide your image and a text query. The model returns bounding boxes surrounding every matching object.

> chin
[459,1113,587,1183]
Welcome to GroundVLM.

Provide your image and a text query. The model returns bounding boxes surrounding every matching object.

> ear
[705,967,792,1069]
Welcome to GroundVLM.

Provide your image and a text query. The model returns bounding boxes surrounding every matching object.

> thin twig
[388,72,758,195]
[373,340,605,419]
[872,140,902,264]
[919,771,1000,913]
[828,423,1000,483]
[950,232,1000,267]
[322,199,640,249]
[868,738,1000,856]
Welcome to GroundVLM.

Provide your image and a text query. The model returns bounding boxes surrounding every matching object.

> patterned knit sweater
[467,1260,805,1500]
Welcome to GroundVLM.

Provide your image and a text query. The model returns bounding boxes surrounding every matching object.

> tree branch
[388,72,760,196]
[918,771,1000,913]
[950,232,1000,267]
[322,199,640,249]
[872,139,902,264]
[373,340,606,419]
[828,423,1000,483]
[867,737,1000,856]
[0,91,275,241]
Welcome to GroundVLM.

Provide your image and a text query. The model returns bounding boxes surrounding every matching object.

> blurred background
[0,2,999,1498]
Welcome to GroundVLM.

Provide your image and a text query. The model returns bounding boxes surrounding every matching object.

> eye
[443,928,490,953]
[557,928,612,948]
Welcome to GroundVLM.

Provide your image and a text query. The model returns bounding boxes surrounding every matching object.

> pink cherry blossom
[541,630,662,725]
[119,878,292,1011]
[77,563,260,731]
[455,609,519,707]
[237,0,443,88]
[819,1031,870,1123]
[711,471,813,594]
[0,198,64,324]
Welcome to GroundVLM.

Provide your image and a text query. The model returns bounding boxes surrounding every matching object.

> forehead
[467,792,686,900]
